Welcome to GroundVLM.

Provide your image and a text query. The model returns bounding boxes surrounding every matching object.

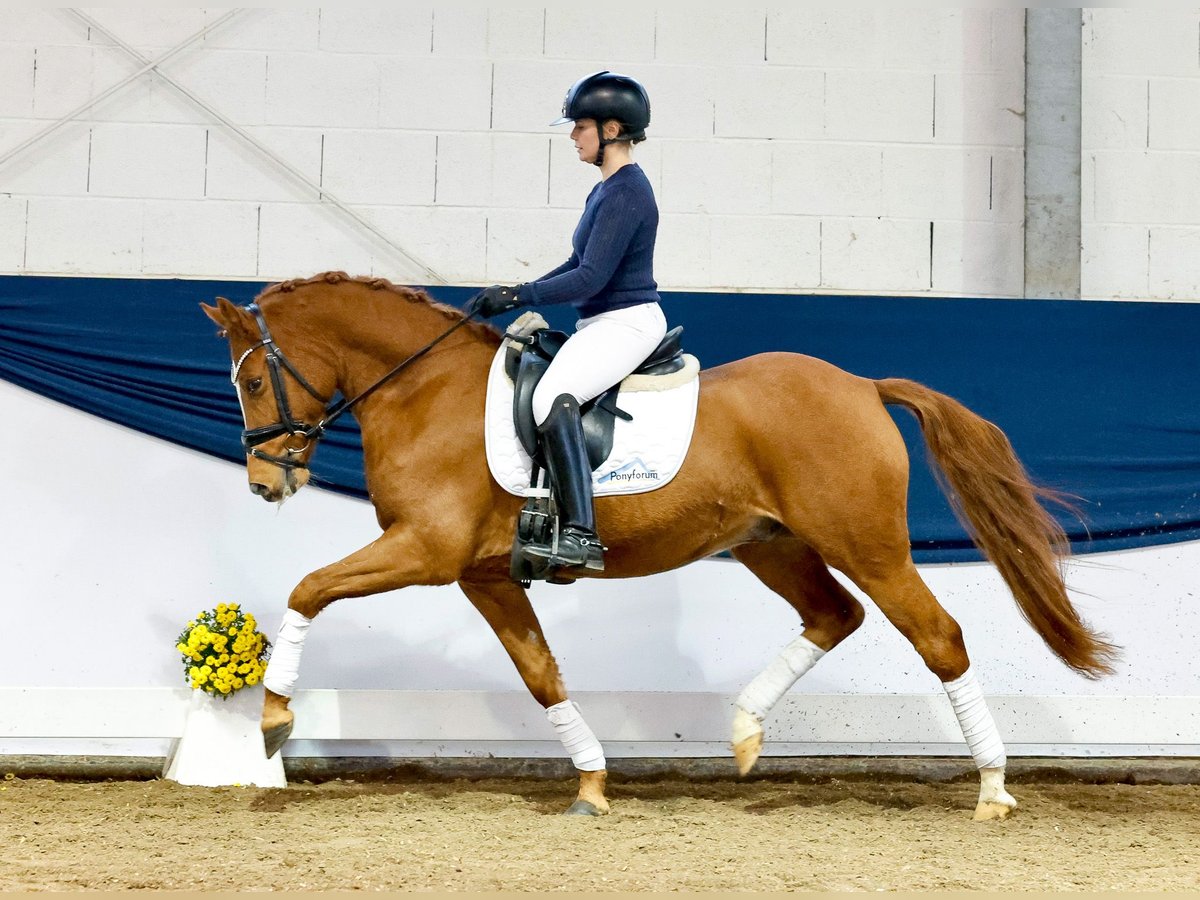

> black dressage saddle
[505,325,686,470]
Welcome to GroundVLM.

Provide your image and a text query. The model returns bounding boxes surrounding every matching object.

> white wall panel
[0,8,89,46]
[321,130,437,206]
[141,199,259,277]
[659,140,771,216]
[821,218,930,293]
[1091,151,1200,225]
[1149,227,1200,300]
[877,8,993,73]
[317,8,434,56]
[431,8,489,58]
[933,72,1025,147]
[485,207,577,284]
[1084,9,1200,78]
[203,126,322,203]
[265,52,380,129]
[88,122,208,199]
[543,9,656,63]
[84,8,208,51]
[6,9,1194,299]
[30,45,99,120]
[772,144,883,218]
[1081,224,1149,300]
[932,220,1024,298]
[654,11,767,66]
[0,46,34,118]
[825,71,935,144]
[199,8,320,53]
[653,213,711,290]
[378,57,492,132]
[709,215,821,290]
[766,10,880,69]
[24,197,142,274]
[0,119,91,197]
[711,67,824,141]
[1083,76,1148,151]
[367,205,487,284]
[482,9,544,59]
[152,49,269,126]
[882,147,1012,222]
[0,197,26,270]
[1149,78,1200,151]
[256,200,376,280]
[638,65,714,139]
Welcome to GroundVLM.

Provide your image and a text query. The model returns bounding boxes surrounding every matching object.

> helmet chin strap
[593,132,632,168]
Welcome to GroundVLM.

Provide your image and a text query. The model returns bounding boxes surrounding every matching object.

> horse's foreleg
[729,540,865,775]
[458,576,609,816]
[260,527,451,760]
[852,559,1016,821]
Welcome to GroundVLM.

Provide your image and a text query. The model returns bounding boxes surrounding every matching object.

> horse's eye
[247,377,263,394]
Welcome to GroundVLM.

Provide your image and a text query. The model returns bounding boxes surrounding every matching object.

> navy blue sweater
[520,163,660,319]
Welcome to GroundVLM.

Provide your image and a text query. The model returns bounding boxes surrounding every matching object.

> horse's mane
[256,270,501,344]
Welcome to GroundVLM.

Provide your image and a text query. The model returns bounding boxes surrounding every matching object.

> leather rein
[232,299,481,471]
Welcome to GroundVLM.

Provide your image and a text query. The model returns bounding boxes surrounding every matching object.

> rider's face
[571,119,600,164]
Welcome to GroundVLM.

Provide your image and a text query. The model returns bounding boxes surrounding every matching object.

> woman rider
[473,70,667,575]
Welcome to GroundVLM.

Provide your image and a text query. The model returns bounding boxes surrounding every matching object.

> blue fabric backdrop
[1,274,1196,562]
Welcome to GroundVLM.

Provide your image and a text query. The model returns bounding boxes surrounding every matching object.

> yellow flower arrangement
[176,603,271,699]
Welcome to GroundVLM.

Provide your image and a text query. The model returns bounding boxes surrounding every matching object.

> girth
[505,325,686,469]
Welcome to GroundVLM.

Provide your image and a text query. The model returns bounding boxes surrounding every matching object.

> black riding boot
[523,393,605,572]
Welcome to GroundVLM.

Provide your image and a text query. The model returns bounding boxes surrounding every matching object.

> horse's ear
[201,296,252,339]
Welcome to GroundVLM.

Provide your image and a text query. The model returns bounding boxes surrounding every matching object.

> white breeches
[532,301,668,425]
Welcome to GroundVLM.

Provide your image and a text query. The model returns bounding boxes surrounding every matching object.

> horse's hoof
[732,732,763,776]
[262,720,293,759]
[973,800,1016,822]
[564,799,605,817]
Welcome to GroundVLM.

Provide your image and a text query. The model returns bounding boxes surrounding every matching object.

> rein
[235,299,481,470]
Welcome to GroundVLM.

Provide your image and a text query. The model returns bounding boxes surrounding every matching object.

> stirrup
[522,528,606,572]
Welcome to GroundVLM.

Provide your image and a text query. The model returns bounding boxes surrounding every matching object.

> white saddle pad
[484,338,701,498]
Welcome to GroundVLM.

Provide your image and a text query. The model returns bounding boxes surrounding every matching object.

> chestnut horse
[201,271,1116,820]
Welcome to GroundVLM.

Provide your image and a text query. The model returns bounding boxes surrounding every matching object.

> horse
[201,270,1117,820]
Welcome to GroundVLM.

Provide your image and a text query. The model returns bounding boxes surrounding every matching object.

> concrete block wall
[1083,9,1200,301]
[1,9,1024,295]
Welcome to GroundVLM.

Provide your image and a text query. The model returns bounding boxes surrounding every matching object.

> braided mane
[255,270,500,343]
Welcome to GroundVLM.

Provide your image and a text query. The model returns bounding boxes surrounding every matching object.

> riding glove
[473,284,525,318]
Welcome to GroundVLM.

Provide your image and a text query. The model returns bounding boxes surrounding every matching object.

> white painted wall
[0,8,1026,296]
[1082,8,1200,300]
[2,381,1197,758]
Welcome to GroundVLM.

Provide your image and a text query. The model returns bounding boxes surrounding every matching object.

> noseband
[232,298,482,472]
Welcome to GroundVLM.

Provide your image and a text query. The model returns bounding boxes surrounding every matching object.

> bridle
[232,299,480,471]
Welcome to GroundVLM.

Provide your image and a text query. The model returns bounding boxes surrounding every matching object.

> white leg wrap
[546,699,606,772]
[943,666,1007,771]
[736,635,826,721]
[262,609,312,699]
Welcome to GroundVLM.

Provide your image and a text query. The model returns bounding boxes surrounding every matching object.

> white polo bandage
[736,635,826,721]
[943,666,1007,771]
[262,609,312,698]
[546,699,606,771]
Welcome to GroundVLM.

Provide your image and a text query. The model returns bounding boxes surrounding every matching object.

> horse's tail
[874,377,1118,678]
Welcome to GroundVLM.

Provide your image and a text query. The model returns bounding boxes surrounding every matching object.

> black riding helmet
[551,71,650,166]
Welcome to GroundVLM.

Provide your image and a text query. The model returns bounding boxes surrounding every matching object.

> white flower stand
[163,685,286,788]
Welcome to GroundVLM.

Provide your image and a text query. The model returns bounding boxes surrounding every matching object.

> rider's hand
[472,284,524,318]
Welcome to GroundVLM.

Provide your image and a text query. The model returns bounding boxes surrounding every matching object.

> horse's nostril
[249,482,271,497]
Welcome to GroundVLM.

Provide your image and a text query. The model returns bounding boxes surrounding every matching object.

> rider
[473,70,667,574]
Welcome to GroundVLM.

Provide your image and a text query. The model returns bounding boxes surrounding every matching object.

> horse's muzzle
[249,481,279,502]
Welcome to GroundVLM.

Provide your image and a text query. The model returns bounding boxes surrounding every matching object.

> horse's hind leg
[458,576,609,816]
[844,556,1017,821]
[730,538,866,775]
